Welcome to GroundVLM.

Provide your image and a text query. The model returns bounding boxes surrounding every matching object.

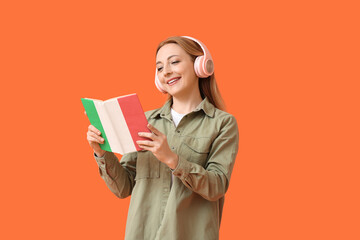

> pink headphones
[155,36,214,93]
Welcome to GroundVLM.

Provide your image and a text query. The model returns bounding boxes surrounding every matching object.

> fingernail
[98,132,101,135]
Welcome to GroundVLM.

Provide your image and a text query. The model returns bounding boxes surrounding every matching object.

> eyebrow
[156,55,179,65]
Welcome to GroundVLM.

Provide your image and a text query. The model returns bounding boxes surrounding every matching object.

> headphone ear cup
[195,55,208,78]
[182,35,214,78]
[194,56,203,77]
[204,59,214,76]
[155,69,167,93]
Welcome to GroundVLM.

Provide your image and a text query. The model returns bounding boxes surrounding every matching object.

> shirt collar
[151,97,215,119]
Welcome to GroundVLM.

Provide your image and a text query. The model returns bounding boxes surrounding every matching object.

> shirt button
[177,130,180,133]
[100,161,105,165]
[171,146,175,150]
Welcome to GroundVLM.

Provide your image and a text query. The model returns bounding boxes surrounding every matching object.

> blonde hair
[155,36,226,111]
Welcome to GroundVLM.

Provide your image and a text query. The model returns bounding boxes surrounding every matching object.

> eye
[157,60,179,71]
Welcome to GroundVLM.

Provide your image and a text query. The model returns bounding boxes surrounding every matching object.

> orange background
[1,0,359,239]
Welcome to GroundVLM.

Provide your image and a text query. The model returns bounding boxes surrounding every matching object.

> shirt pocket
[180,137,211,167]
[135,150,160,180]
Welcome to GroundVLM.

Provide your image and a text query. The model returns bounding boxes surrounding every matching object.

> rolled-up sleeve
[94,151,137,199]
[172,115,239,201]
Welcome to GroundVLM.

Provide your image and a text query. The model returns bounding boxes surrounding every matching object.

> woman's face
[156,43,198,97]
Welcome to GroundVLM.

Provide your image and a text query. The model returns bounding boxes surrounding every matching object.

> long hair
[155,36,226,111]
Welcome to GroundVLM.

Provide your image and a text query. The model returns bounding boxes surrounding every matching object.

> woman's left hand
[137,124,179,169]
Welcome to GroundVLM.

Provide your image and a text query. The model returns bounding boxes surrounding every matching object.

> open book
[81,93,150,155]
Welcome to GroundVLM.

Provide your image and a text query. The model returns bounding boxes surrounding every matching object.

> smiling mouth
[167,77,181,86]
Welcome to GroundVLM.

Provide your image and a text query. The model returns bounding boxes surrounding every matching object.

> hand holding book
[86,122,107,158]
[137,123,179,170]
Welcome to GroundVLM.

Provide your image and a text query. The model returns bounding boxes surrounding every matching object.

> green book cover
[81,98,112,152]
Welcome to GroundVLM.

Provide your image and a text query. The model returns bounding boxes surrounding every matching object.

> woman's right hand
[87,124,106,157]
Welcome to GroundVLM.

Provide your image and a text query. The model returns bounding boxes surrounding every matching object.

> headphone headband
[181,36,213,64]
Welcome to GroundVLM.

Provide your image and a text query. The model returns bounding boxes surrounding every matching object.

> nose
[162,63,173,77]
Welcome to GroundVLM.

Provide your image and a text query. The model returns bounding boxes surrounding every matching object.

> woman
[86,36,239,240]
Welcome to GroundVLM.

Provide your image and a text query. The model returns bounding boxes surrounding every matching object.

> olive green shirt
[94,97,239,240]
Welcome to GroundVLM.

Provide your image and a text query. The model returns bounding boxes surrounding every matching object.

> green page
[81,98,112,152]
